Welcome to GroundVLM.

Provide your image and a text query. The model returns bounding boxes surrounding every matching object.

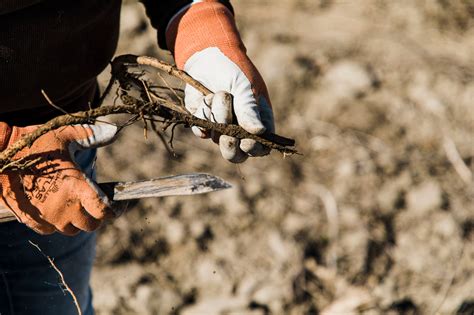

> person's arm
[140,0,234,50]
[141,0,275,163]
[0,123,118,235]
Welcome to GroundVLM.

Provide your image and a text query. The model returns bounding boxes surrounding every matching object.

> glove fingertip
[77,177,114,220]
[56,224,81,236]
[71,124,119,150]
[10,205,56,235]
[72,212,103,232]
[211,91,233,123]
[23,216,56,235]
[220,135,248,163]
[240,139,271,157]
[192,126,210,138]
[184,85,212,115]
[86,123,119,146]
[241,122,266,135]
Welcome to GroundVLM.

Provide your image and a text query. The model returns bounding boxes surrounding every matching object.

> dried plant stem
[29,240,82,315]
[135,55,212,95]
[443,136,472,185]
[0,105,132,169]
[0,102,296,170]
[150,119,176,157]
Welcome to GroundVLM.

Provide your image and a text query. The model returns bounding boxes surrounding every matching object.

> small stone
[282,213,308,235]
[128,284,152,314]
[120,5,144,34]
[165,220,185,245]
[189,221,206,238]
[321,287,372,314]
[407,180,442,214]
[209,188,247,216]
[408,72,446,116]
[237,276,260,297]
[252,282,287,313]
[336,158,355,179]
[322,61,373,100]
[268,232,293,264]
[181,296,248,315]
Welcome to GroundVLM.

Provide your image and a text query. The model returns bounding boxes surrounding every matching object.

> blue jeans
[0,149,97,315]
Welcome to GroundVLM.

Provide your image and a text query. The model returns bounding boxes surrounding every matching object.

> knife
[0,173,231,223]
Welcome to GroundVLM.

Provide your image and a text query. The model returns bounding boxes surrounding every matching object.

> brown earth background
[91,1,474,314]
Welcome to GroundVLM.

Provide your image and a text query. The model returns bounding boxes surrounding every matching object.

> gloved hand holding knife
[0,123,232,232]
[0,123,118,235]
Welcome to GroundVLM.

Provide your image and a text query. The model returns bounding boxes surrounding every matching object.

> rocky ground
[91,1,474,314]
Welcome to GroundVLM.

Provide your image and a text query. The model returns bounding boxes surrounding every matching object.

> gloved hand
[0,123,118,235]
[166,0,275,163]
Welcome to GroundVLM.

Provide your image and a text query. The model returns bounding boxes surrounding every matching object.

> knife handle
[97,182,116,201]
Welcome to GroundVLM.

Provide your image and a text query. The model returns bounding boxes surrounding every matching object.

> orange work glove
[0,123,118,235]
[166,0,275,163]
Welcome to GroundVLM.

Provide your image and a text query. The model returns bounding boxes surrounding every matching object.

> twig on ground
[431,242,466,315]
[28,240,82,315]
[443,136,472,186]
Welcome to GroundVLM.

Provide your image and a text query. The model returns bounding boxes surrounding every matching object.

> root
[0,54,297,171]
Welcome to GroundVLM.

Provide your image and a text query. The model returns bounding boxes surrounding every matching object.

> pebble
[322,60,373,100]
[406,180,442,214]
[165,220,185,245]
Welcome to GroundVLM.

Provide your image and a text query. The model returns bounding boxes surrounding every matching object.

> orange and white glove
[167,0,275,163]
[0,123,118,235]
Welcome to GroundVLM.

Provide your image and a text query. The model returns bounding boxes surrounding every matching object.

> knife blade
[100,173,231,200]
[0,173,231,223]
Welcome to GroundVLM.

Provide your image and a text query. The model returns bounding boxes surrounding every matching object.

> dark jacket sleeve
[140,0,234,50]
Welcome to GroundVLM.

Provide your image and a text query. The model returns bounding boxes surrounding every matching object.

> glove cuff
[0,122,12,152]
[166,1,245,70]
